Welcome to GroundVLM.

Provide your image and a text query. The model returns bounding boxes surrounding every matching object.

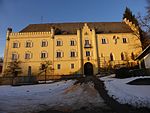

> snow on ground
[100,75,150,108]
[0,80,105,113]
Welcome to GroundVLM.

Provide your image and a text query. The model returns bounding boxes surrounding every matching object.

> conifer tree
[123,7,139,26]
[123,7,150,49]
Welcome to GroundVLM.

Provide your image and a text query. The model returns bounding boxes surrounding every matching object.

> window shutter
[70,51,71,57]
[76,52,78,57]
[62,52,64,57]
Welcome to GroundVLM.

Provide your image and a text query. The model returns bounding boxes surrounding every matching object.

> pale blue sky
[0,0,148,57]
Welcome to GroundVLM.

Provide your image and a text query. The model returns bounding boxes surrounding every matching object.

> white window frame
[56,51,62,58]
[102,38,107,44]
[70,51,76,57]
[41,51,48,58]
[41,40,48,47]
[56,40,63,46]
[12,53,18,60]
[122,38,127,43]
[25,52,32,59]
[85,40,90,45]
[70,40,76,46]
[13,41,20,48]
[25,40,33,48]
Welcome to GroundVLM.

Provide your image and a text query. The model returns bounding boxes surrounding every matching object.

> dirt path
[37,76,150,113]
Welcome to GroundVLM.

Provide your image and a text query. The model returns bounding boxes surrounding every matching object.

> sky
[0,0,148,57]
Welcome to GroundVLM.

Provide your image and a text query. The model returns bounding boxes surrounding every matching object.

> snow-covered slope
[0,80,105,113]
[100,75,150,108]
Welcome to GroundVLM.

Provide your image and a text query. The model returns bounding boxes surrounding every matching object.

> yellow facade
[2,19,142,77]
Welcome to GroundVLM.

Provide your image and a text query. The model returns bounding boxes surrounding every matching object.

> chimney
[6,28,12,40]
[50,27,54,39]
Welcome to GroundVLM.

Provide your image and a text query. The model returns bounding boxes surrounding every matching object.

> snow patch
[100,75,150,108]
[0,80,105,113]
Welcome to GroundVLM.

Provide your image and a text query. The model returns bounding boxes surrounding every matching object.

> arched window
[131,52,135,60]
[121,52,125,60]
[110,53,114,61]
[41,51,48,58]
[122,37,127,43]
[102,38,107,44]
[56,39,63,46]
[12,52,19,60]
[41,40,48,47]
[70,39,76,46]
[25,51,32,59]
[12,41,20,48]
[70,50,77,57]
[56,50,63,58]
[25,40,33,48]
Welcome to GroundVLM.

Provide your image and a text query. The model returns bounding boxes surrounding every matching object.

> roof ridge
[19,22,132,33]
[28,21,124,25]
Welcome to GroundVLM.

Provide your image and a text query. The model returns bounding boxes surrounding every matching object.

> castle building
[2,18,142,77]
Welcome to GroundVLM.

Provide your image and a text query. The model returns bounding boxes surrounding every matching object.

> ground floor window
[110,53,114,61]
[57,64,61,69]
[71,63,74,69]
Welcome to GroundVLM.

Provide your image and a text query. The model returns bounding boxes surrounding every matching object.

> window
[70,51,75,57]
[26,41,33,48]
[13,42,19,48]
[71,63,74,69]
[41,40,48,47]
[70,40,75,46]
[56,52,62,58]
[85,40,92,48]
[41,51,48,58]
[131,52,135,60]
[25,52,32,59]
[12,53,18,60]
[85,40,90,45]
[102,38,107,44]
[86,51,90,56]
[110,53,114,61]
[101,53,103,57]
[57,64,61,69]
[56,40,62,46]
[122,38,127,43]
[121,52,125,60]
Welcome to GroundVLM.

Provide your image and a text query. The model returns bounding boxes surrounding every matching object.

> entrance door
[84,62,93,76]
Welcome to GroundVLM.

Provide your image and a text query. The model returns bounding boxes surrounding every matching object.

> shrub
[129,68,150,77]
[115,68,150,78]
[115,67,131,78]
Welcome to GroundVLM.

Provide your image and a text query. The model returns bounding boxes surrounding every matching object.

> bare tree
[39,60,52,83]
[137,0,150,48]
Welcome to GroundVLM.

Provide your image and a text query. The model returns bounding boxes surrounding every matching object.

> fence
[0,76,37,85]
